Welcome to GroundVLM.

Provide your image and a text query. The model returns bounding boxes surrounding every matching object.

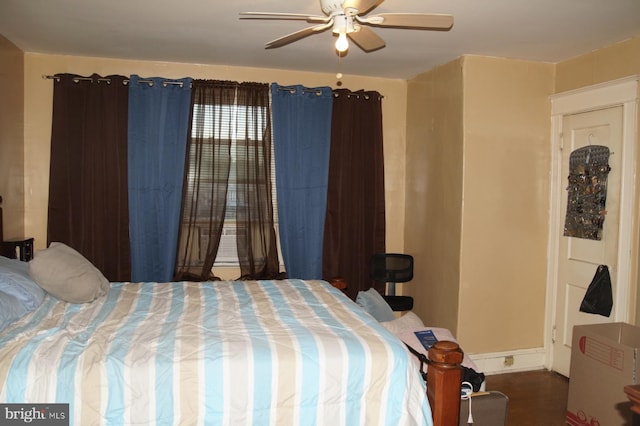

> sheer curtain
[322,89,386,300]
[48,73,131,281]
[271,84,333,279]
[174,80,281,280]
[174,80,234,280]
[235,83,281,279]
[127,75,192,282]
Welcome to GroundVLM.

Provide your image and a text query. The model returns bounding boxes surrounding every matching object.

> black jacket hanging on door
[580,265,613,317]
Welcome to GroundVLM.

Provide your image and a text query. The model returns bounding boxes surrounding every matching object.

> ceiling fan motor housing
[333,14,358,34]
[321,0,351,16]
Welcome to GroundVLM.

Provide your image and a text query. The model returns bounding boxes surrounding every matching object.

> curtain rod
[277,85,383,100]
[333,90,383,100]
[43,75,383,99]
[276,86,324,96]
[42,74,189,88]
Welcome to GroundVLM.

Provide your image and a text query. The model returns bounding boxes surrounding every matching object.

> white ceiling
[1,0,639,80]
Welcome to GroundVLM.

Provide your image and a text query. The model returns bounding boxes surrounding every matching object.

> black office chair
[370,253,414,311]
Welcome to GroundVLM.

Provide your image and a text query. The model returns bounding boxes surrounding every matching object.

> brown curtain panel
[48,73,131,281]
[322,89,386,300]
[174,80,235,280]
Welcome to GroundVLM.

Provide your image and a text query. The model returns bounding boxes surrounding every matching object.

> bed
[0,252,436,425]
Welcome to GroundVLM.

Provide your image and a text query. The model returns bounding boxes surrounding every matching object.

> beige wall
[405,56,554,354]
[405,58,464,332]
[0,35,25,239]
[555,37,640,93]
[458,56,554,352]
[22,54,408,266]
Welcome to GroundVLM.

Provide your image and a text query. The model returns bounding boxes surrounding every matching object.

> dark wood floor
[484,369,569,426]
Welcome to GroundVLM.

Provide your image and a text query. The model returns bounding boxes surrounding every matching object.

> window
[180,102,278,267]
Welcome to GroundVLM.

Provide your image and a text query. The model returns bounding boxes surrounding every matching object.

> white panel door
[551,106,623,377]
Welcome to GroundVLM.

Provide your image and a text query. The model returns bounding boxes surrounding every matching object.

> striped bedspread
[0,279,432,426]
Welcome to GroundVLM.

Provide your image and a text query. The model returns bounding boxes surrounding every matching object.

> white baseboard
[468,347,547,375]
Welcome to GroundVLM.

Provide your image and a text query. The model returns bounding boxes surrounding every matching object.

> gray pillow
[29,242,109,303]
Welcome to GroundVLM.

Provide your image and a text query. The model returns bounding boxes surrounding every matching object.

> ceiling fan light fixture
[335,32,349,52]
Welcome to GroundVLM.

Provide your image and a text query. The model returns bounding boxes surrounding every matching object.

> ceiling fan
[239,0,453,53]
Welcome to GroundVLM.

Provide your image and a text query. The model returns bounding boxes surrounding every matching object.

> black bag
[462,365,485,392]
[579,265,613,317]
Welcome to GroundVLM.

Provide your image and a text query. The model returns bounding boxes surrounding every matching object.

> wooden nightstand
[328,277,348,293]
[1,237,35,261]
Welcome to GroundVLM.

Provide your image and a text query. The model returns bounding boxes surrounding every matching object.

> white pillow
[380,311,425,334]
[381,313,482,374]
[29,242,109,303]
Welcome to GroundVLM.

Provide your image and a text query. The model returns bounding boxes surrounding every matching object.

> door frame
[545,75,639,372]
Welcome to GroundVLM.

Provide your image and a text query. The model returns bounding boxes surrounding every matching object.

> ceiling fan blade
[239,12,329,23]
[265,22,332,49]
[348,27,385,52]
[342,0,383,14]
[364,13,453,30]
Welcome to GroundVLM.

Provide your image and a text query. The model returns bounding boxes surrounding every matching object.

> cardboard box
[566,322,640,426]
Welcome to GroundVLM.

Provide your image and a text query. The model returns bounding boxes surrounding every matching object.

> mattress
[0,279,431,425]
